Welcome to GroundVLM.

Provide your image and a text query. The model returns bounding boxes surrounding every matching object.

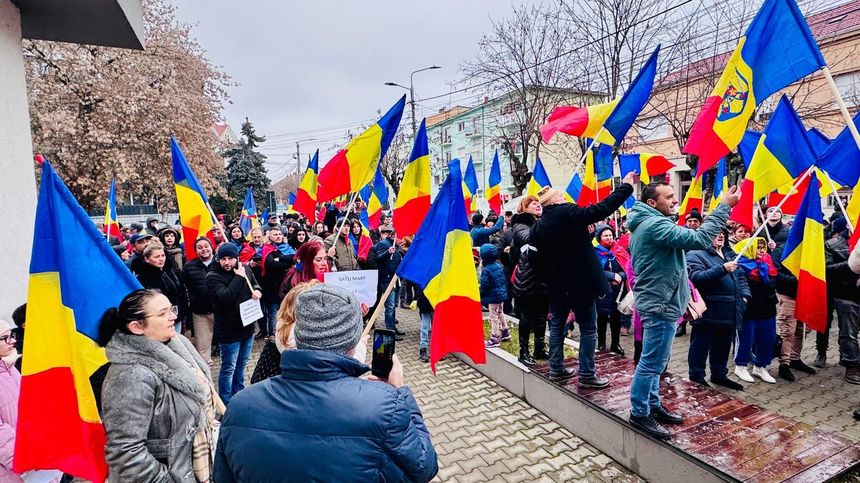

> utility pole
[296,141,300,176]
[385,65,441,138]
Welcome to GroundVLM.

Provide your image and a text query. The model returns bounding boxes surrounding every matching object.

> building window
[636,115,669,142]
[445,151,451,162]
[457,121,465,132]
[834,71,860,107]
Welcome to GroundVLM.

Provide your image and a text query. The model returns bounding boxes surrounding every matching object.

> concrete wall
[0,0,36,321]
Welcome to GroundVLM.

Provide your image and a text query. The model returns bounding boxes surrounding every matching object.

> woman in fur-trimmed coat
[99,289,223,483]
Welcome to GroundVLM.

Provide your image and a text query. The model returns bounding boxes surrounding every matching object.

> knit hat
[594,224,615,240]
[0,318,14,335]
[216,243,240,259]
[687,209,703,222]
[294,284,362,356]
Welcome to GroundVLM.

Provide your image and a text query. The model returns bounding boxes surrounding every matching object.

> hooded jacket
[371,237,404,291]
[479,244,508,304]
[102,333,212,483]
[627,201,730,320]
[510,212,546,299]
[206,264,261,343]
[529,183,633,307]
[214,350,438,482]
[594,225,627,316]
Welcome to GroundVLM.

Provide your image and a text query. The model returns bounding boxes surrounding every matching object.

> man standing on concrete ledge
[530,171,637,387]
[626,182,740,439]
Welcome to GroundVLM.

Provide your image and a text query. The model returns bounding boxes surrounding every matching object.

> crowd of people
[4,177,860,479]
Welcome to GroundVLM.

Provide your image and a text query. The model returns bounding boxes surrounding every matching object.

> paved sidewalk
[212,307,642,482]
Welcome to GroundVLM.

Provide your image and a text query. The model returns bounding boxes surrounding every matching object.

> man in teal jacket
[626,181,740,439]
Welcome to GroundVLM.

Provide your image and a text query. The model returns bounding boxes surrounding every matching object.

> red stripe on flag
[430,296,485,373]
[684,96,731,173]
[181,219,202,260]
[393,195,431,237]
[316,150,352,202]
[14,367,108,482]
[488,193,502,215]
[795,269,828,333]
[292,188,317,222]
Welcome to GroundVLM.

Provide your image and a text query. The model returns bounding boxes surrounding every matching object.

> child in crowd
[480,243,509,348]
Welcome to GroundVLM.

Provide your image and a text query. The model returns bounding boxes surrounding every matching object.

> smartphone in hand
[371,329,395,378]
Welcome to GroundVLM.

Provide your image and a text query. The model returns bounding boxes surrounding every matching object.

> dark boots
[533,337,548,360]
[518,348,536,367]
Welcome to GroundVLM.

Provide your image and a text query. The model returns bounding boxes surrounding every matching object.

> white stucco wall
[0,0,36,321]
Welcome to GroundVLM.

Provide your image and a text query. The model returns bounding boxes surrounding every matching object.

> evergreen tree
[224,118,271,216]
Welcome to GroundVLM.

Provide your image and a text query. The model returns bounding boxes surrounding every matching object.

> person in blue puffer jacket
[214,284,438,482]
[480,243,510,348]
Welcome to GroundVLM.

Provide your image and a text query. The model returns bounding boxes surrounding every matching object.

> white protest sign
[324,270,379,306]
[239,298,264,327]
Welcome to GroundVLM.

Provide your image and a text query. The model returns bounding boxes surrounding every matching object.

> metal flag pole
[756,204,773,243]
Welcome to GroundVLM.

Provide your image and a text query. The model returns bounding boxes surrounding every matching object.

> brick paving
[211,307,642,482]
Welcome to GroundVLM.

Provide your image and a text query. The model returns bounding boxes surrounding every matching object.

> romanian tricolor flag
[565,172,583,204]
[618,152,674,184]
[683,0,826,173]
[103,178,120,240]
[15,161,142,481]
[781,171,827,332]
[602,45,660,143]
[239,186,259,237]
[541,99,619,145]
[816,110,860,187]
[393,118,431,236]
[526,157,552,197]
[768,170,822,216]
[709,158,729,211]
[397,158,485,373]
[593,144,614,202]
[731,96,815,229]
[579,146,611,206]
[678,174,704,226]
[293,149,320,222]
[317,96,406,201]
[462,156,479,213]
[363,167,389,230]
[171,136,217,260]
[540,45,659,146]
[487,150,502,214]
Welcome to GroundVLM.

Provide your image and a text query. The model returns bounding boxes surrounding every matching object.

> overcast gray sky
[172,1,532,182]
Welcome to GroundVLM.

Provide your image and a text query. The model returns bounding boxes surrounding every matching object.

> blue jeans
[419,311,433,349]
[549,299,597,378]
[218,335,253,405]
[736,317,776,367]
[630,315,677,417]
[384,287,398,330]
[267,302,281,336]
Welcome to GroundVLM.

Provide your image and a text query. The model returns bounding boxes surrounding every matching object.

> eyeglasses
[0,334,16,344]
[144,305,179,319]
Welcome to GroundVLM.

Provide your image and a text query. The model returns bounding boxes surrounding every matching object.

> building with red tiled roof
[210,123,239,145]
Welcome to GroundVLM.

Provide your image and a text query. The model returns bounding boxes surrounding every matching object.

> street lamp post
[385,65,441,137]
